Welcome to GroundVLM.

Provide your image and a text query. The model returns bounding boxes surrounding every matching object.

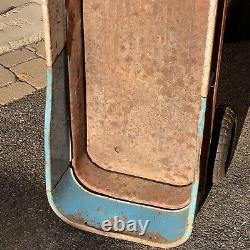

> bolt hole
[114,147,120,153]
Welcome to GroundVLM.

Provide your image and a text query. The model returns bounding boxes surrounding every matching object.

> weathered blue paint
[198,97,207,138]
[44,69,53,191]
[44,50,70,191]
[51,168,189,241]
[44,50,203,247]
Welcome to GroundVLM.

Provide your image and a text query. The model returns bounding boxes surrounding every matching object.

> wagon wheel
[210,106,237,184]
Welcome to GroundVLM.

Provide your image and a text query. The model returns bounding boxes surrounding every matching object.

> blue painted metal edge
[44,57,206,248]
[198,97,207,138]
[44,68,53,191]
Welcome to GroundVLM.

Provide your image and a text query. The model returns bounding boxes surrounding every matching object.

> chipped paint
[50,168,189,243]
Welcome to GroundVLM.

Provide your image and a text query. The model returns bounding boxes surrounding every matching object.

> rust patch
[73,155,191,209]
[123,230,172,244]
[66,0,212,209]
[105,214,173,244]
[66,213,88,225]
[84,0,210,185]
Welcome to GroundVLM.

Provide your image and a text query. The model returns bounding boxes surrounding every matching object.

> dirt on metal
[84,0,210,186]
[67,213,175,245]
[68,0,211,209]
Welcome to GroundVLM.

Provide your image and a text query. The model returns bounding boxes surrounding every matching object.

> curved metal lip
[46,167,199,249]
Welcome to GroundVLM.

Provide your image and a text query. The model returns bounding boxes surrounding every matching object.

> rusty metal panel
[84,0,210,186]
[67,0,192,209]
[74,155,192,209]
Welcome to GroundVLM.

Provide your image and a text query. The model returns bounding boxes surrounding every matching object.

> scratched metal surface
[67,0,192,209]
[84,0,210,186]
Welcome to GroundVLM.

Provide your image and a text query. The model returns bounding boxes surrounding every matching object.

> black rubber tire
[212,107,236,184]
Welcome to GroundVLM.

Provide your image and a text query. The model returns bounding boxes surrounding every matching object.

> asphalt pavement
[0,42,249,250]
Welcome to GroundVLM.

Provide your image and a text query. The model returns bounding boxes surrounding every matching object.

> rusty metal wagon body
[43,0,229,248]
